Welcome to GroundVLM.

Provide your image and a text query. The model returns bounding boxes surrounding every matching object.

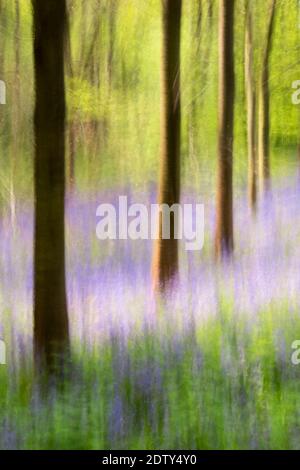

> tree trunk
[215,0,235,259]
[82,10,101,85]
[107,0,117,89]
[245,2,257,212]
[33,0,70,373]
[258,0,276,194]
[187,0,202,160]
[65,2,76,191]
[152,0,182,292]
[14,0,20,100]
[0,0,6,74]
[10,0,21,228]
[68,122,76,190]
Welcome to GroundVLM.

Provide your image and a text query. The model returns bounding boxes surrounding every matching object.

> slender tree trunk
[65,2,76,191]
[82,12,101,84]
[68,122,76,190]
[215,0,235,259]
[33,0,70,373]
[152,0,182,291]
[10,0,21,228]
[258,0,276,194]
[0,0,6,75]
[245,2,257,212]
[107,0,117,89]
[14,0,20,102]
[188,0,213,178]
[79,0,87,70]
[195,0,203,53]
[200,0,214,96]
[188,0,202,160]
[81,4,101,159]
[0,0,6,221]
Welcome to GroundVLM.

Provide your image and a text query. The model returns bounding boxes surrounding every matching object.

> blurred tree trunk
[68,120,76,190]
[107,0,117,89]
[215,0,235,259]
[245,1,257,212]
[258,0,276,194]
[14,0,20,109]
[81,3,102,160]
[187,0,202,160]
[79,0,87,68]
[10,0,21,227]
[200,0,213,98]
[188,0,214,159]
[82,11,101,86]
[65,1,76,191]
[0,0,6,74]
[152,0,182,291]
[33,0,70,373]
[0,0,6,220]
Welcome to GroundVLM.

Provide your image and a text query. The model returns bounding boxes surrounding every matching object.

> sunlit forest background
[0,0,298,197]
[0,0,300,450]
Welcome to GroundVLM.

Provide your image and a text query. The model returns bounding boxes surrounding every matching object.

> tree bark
[258,0,276,194]
[152,0,182,291]
[32,0,70,373]
[245,1,257,212]
[215,0,235,259]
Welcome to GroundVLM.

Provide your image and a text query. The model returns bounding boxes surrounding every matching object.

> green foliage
[0,0,298,198]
